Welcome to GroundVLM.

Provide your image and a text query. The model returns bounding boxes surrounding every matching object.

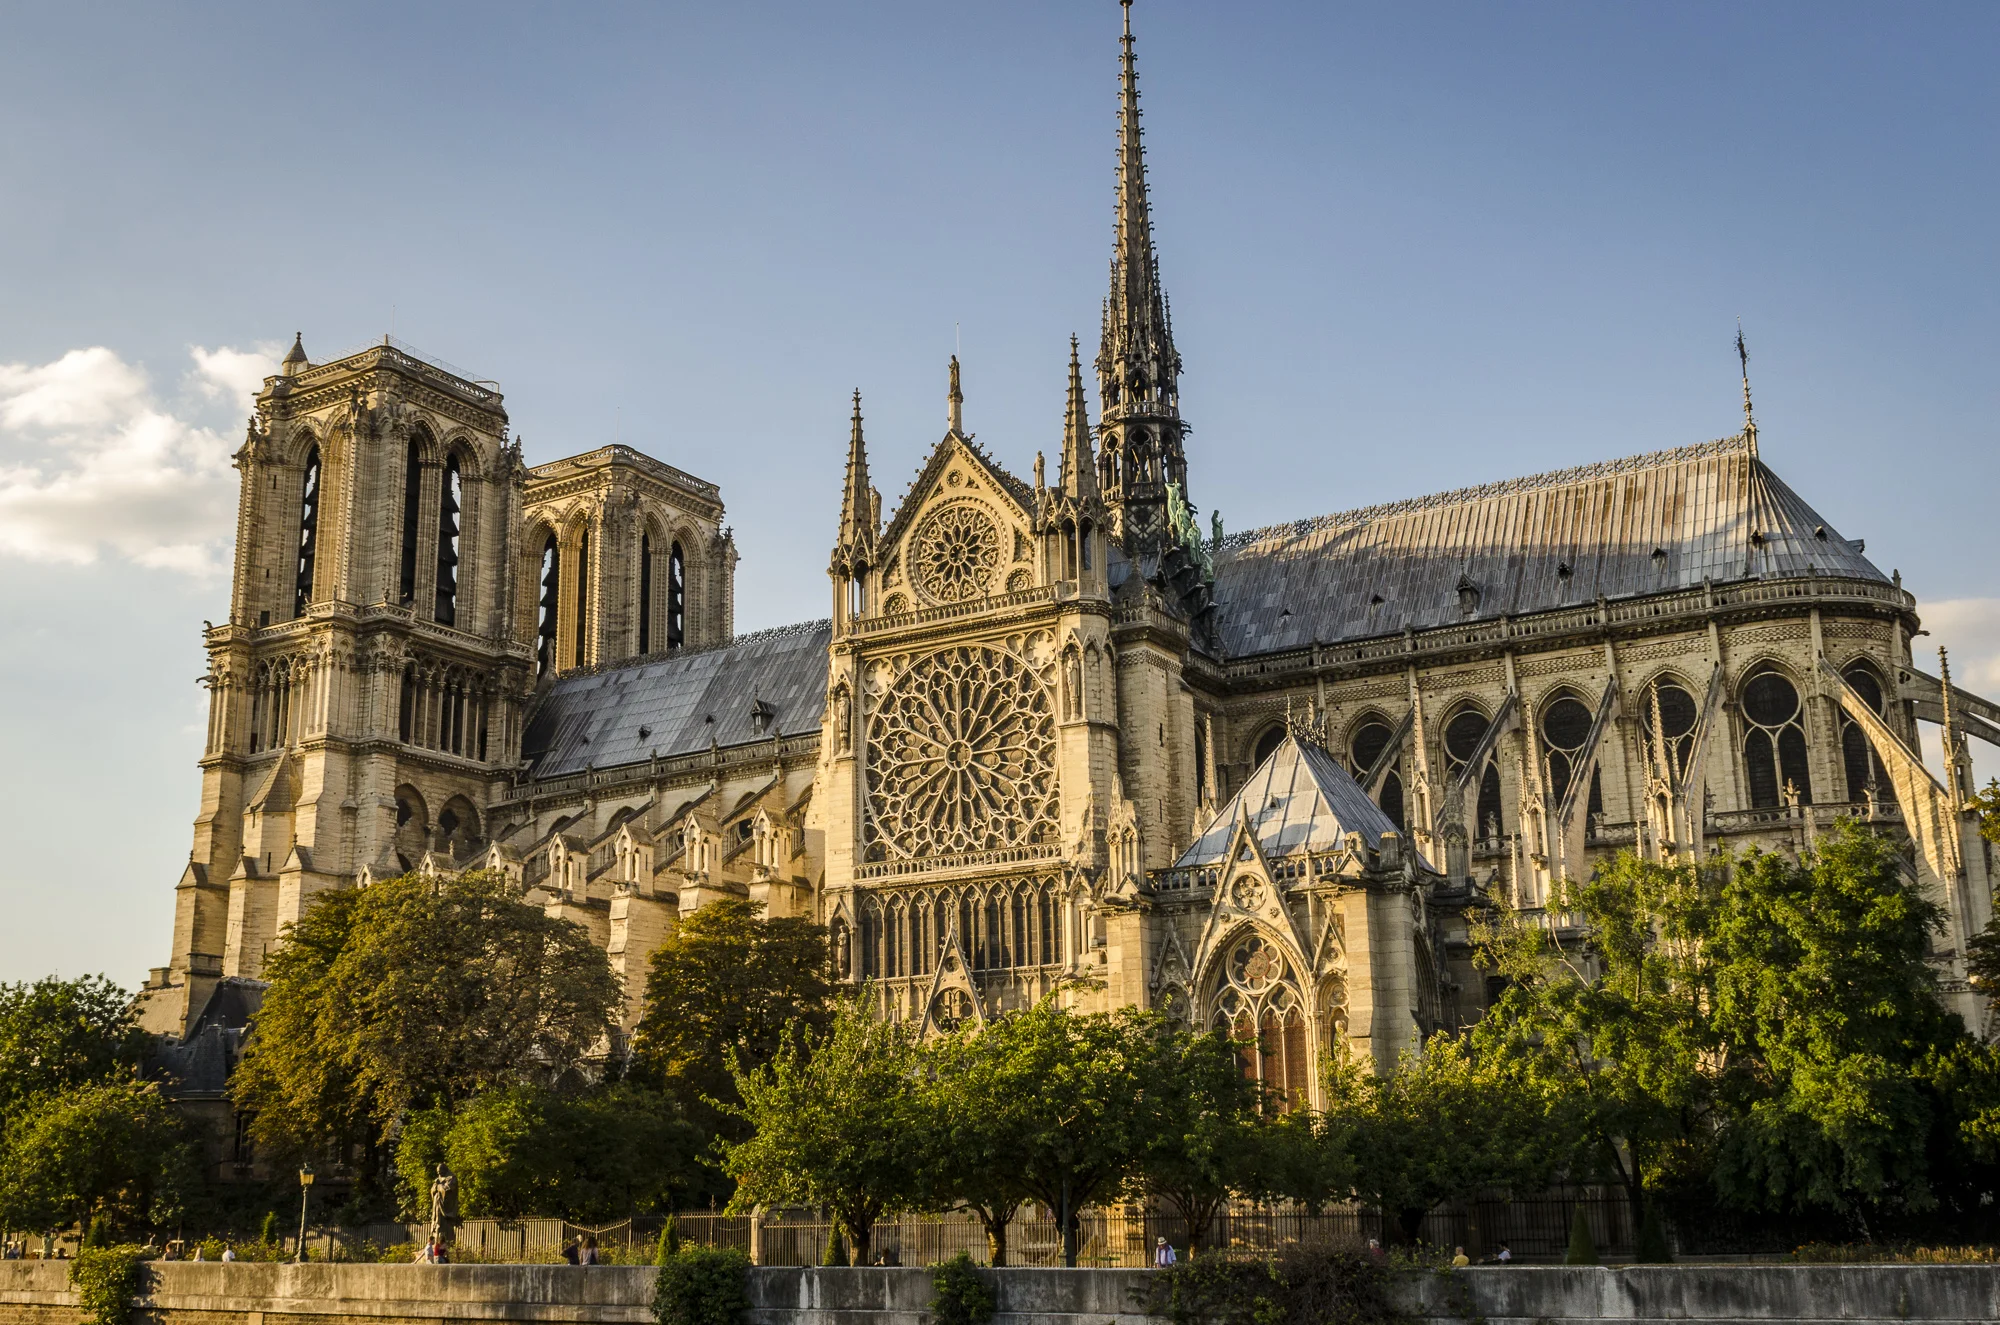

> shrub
[69,1246,151,1325]
[82,1217,111,1250]
[653,1245,751,1325]
[657,1216,682,1264]
[930,1252,996,1325]
[1147,1245,1403,1325]
[259,1211,280,1247]
[1564,1209,1598,1266]
[823,1224,849,1267]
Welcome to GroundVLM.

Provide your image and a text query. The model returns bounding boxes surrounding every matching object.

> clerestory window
[1741,666,1812,808]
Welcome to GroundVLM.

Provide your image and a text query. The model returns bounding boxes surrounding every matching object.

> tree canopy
[631,896,832,1141]
[0,1079,198,1236]
[0,975,150,1127]
[230,869,620,1209]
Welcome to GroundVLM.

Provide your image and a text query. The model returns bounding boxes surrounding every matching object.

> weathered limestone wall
[5,1261,2000,1325]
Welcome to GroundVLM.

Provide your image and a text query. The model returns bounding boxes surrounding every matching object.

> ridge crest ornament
[864,643,1057,862]
[913,502,1002,604]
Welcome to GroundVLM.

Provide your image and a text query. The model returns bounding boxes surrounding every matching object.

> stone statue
[832,686,852,753]
[1211,509,1223,547]
[427,1165,455,1247]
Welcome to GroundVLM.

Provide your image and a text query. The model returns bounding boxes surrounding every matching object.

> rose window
[1228,935,1283,993]
[913,504,1002,603]
[865,645,1058,861]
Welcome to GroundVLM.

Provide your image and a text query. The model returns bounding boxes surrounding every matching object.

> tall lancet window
[668,541,686,649]
[398,441,421,604]
[571,531,590,669]
[638,533,654,654]
[294,447,321,618]
[536,534,560,677]
[433,454,462,625]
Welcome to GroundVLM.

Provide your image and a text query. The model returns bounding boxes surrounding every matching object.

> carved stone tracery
[912,503,1002,604]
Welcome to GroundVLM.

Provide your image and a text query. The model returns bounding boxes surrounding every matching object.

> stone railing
[848,586,1057,637]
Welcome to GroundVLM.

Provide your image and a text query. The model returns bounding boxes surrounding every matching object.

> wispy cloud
[0,344,278,577]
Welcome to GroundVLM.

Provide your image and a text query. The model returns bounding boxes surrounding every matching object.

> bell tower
[144,337,534,1035]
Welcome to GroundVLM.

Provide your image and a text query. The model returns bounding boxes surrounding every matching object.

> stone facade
[140,6,1999,1138]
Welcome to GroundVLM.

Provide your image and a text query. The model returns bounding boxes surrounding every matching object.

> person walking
[220,1246,236,1263]
[1153,1237,1176,1268]
[560,1239,579,1266]
[578,1235,599,1266]
[1451,1246,1470,1268]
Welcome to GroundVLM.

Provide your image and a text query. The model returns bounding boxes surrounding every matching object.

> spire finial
[1736,319,1758,457]
[834,388,875,569]
[948,355,964,435]
[1939,646,1966,809]
[283,332,308,374]
[1060,335,1100,502]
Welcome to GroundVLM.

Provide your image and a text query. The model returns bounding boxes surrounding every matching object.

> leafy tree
[1128,1023,1266,1254]
[916,1024,1035,1265]
[1322,1034,1555,1243]
[230,870,619,1206]
[973,1001,1166,1267]
[632,897,832,1142]
[725,994,925,1265]
[0,976,150,1126]
[1243,1107,1355,1216]
[0,1080,198,1236]
[1471,852,1726,1234]
[395,1083,700,1222]
[1706,823,1962,1217]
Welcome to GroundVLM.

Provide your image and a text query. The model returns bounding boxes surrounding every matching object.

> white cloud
[0,345,269,577]
[189,344,282,408]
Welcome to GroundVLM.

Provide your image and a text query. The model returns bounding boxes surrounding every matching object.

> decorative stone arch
[436,794,482,861]
[1343,707,1407,828]
[1533,684,1602,821]
[1198,920,1316,1109]
[391,784,430,872]
[1830,652,1895,803]
[1733,656,1815,808]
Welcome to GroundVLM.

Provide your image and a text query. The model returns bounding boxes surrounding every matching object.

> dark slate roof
[523,621,831,777]
[1177,734,1405,867]
[1209,435,1887,659]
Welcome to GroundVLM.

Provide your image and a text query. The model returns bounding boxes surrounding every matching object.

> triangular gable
[1177,733,1400,868]
[879,433,1035,554]
[918,916,987,1035]
[246,751,295,815]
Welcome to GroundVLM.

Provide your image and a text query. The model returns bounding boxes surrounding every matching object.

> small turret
[281,332,308,376]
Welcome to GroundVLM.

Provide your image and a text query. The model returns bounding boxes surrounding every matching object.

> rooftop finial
[1736,319,1758,457]
[282,332,308,374]
[948,355,964,435]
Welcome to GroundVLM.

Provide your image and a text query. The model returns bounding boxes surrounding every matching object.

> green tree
[230,870,619,1207]
[0,1080,199,1237]
[726,994,926,1266]
[973,1001,1165,1267]
[1323,1034,1554,1244]
[631,897,832,1142]
[917,1024,1033,1265]
[395,1083,700,1222]
[0,976,150,1127]
[1128,1023,1266,1254]
[1706,823,1962,1217]
[1471,852,1726,1235]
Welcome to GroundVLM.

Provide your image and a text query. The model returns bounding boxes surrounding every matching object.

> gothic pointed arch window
[1838,663,1892,805]
[535,532,560,677]
[1347,716,1405,830]
[1209,931,1311,1110]
[1441,703,1504,845]
[638,532,654,654]
[668,541,686,649]
[1741,664,1811,808]
[433,453,462,625]
[1539,691,1602,821]
[570,530,590,668]
[398,439,422,604]
[1638,676,1700,783]
[1252,724,1285,769]
[294,446,321,617]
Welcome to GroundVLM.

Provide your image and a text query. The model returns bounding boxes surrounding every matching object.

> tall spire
[1061,336,1101,501]
[1097,0,1189,561]
[1736,320,1758,458]
[835,389,875,567]
[947,355,964,436]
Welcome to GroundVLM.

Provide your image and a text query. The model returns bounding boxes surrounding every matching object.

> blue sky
[1,2,1995,985]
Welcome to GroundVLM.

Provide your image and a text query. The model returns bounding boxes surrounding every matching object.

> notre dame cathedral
[140,3,1998,1109]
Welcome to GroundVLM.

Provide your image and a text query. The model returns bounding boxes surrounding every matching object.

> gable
[878,436,1038,613]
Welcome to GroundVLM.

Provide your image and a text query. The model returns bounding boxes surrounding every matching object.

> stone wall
[4,1261,2000,1325]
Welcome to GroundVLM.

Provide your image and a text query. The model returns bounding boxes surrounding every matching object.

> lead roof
[1208,434,1886,658]
[523,620,831,777]
[1176,734,1406,868]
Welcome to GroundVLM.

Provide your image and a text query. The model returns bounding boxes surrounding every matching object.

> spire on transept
[1736,320,1758,458]
[834,389,875,570]
[1061,335,1102,502]
[1096,0,1189,562]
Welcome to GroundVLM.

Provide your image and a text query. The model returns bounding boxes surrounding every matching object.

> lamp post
[295,1163,315,1263]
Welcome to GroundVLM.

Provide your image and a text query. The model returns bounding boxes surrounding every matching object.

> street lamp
[295,1164,315,1263]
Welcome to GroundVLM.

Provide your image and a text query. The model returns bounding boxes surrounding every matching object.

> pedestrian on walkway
[1154,1237,1176,1268]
